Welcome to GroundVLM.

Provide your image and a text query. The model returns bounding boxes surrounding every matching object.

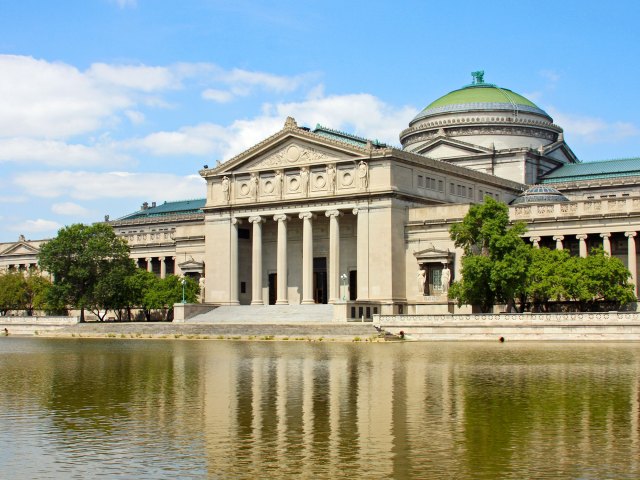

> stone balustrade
[512,196,640,221]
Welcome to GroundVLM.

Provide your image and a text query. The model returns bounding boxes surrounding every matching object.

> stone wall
[0,316,79,335]
[376,312,640,341]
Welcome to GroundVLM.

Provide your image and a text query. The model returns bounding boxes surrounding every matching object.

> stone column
[576,234,588,258]
[230,218,241,305]
[172,256,179,276]
[601,233,612,255]
[159,257,166,278]
[299,212,315,304]
[249,216,264,305]
[354,207,370,300]
[326,210,342,303]
[146,257,153,272]
[529,236,541,248]
[626,232,637,296]
[553,235,564,250]
[273,214,289,305]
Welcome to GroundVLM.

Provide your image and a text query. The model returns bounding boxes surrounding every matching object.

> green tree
[144,275,199,321]
[38,223,131,322]
[526,247,571,312]
[568,248,636,311]
[125,271,199,321]
[125,269,159,321]
[90,258,137,321]
[24,273,52,316]
[449,197,531,312]
[0,272,26,315]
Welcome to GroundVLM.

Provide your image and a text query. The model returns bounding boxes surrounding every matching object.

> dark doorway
[268,273,277,305]
[313,257,328,304]
[349,270,357,301]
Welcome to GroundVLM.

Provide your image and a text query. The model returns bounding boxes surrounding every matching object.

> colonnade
[234,208,350,305]
[529,231,638,294]
[139,256,176,278]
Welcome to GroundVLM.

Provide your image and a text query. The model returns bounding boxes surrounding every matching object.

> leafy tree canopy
[449,197,530,312]
[38,223,131,321]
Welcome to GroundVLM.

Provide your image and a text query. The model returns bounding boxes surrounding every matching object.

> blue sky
[1,0,639,242]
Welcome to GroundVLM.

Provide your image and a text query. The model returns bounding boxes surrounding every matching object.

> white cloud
[202,88,235,103]
[547,107,640,143]
[87,63,178,92]
[221,69,308,93]
[0,55,131,138]
[124,123,228,156]
[14,171,205,200]
[127,91,417,160]
[275,93,417,146]
[125,110,145,125]
[0,138,130,167]
[0,195,27,204]
[202,69,315,103]
[9,219,62,234]
[51,202,91,216]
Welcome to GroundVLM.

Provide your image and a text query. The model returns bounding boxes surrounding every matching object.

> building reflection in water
[2,339,638,479]
[202,342,640,479]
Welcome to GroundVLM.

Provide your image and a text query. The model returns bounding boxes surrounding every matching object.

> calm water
[0,339,639,479]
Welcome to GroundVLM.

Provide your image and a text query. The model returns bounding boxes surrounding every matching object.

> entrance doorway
[268,273,277,305]
[349,270,357,301]
[313,257,327,304]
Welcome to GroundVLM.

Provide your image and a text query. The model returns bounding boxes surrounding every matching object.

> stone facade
[2,76,640,319]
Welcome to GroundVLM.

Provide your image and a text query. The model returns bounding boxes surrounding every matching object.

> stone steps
[51,321,376,338]
[187,304,335,324]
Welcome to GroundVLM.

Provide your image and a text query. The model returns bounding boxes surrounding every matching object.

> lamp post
[340,273,348,301]
[181,277,186,304]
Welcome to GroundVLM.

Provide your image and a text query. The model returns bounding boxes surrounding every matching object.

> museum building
[2,73,640,317]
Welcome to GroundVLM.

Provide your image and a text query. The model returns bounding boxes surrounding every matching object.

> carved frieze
[252,143,330,169]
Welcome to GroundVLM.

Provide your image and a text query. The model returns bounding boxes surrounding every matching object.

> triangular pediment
[178,259,204,273]
[206,119,369,176]
[0,242,40,257]
[414,136,492,159]
[243,139,359,172]
[542,142,578,164]
[413,245,454,262]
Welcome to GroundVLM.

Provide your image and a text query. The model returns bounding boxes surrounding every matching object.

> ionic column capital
[529,236,541,243]
[352,208,359,216]
[600,232,612,239]
[552,235,564,241]
[273,214,289,222]
[231,217,242,225]
[158,256,165,261]
[145,257,152,262]
[248,215,264,224]
[625,231,637,238]
[299,211,314,220]
[325,209,342,218]
[576,234,588,240]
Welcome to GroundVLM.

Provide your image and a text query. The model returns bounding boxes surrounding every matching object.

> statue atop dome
[471,70,485,84]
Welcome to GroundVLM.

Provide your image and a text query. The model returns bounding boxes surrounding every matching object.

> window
[417,175,424,188]
[450,183,455,194]
[240,282,246,294]
[438,180,444,192]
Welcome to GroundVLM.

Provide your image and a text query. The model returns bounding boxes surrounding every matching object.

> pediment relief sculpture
[245,142,350,171]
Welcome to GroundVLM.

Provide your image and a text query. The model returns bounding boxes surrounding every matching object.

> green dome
[412,75,550,124]
[426,84,538,110]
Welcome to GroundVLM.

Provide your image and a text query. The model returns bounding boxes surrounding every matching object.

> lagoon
[0,338,639,479]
